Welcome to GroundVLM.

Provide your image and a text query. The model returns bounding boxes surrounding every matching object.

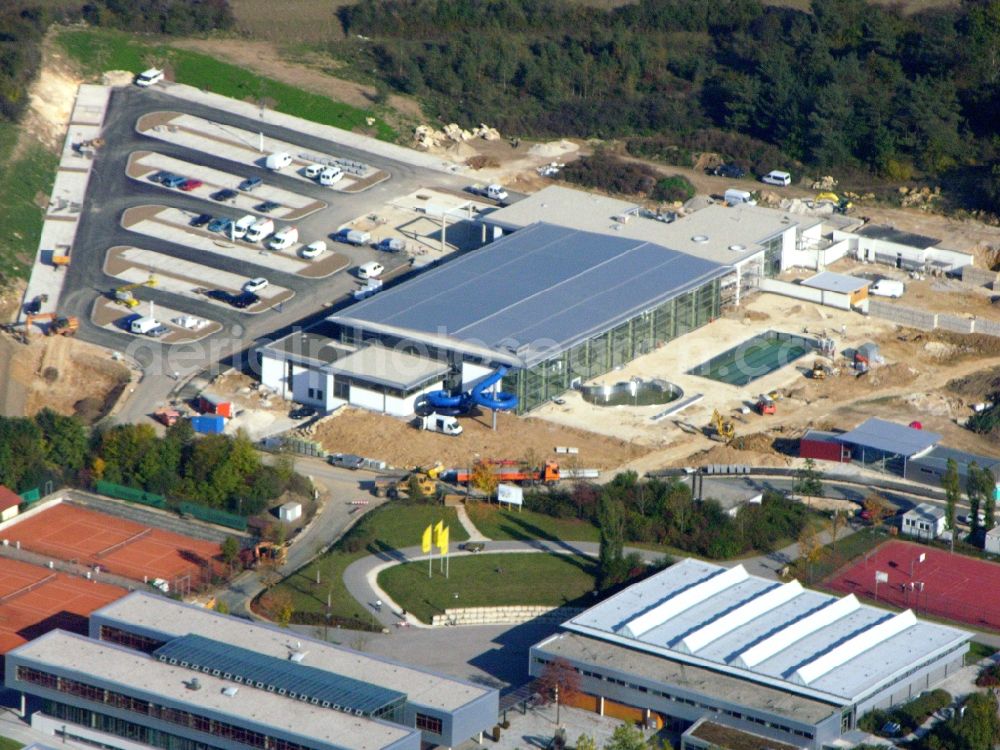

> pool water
[688,331,813,386]
[580,378,682,407]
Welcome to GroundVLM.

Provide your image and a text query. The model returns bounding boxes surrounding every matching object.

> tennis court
[825,540,1000,631]
[687,330,813,386]
[5,502,223,586]
[0,557,126,654]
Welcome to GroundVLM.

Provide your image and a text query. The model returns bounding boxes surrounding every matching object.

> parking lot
[126,150,328,220]
[136,111,388,193]
[103,246,295,315]
[90,296,222,344]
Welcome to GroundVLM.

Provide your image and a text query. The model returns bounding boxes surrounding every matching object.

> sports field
[825,540,1000,631]
[687,330,812,386]
[6,503,223,587]
[0,557,126,654]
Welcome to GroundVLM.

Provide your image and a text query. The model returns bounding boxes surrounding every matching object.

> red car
[179,178,203,191]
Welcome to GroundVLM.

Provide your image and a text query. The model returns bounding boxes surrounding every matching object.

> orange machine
[24,313,79,338]
[450,459,562,485]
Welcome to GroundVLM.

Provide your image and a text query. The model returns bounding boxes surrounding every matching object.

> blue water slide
[471,367,519,411]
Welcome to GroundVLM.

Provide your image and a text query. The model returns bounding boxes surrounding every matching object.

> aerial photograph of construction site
[2,2,1000,750]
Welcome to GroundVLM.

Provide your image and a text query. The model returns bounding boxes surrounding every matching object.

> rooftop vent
[222,686,239,697]
[186,678,201,691]
[290,651,306,663]
[691,235,710,244]
[729,244,747,252]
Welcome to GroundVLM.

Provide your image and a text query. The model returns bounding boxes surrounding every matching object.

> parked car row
[303,163,344,186]
[150,171,202,191]
[705,164,794,187]
[206,289,260,309]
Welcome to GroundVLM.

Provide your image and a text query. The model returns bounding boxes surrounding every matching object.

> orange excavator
[24,312,79,339]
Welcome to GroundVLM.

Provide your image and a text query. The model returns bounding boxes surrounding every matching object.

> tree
[951,691,1000,750]
[214,599,230,615]
[967,461,984,535]
[942,458,961,550]
[798,524,824,583]
[603,723,646,750]
[263,589,294,627]
[34,408,87,477]
[863,492,890,530]
[971,464,996,533]
[830,509,848,555]
[471,461,499,498]
[576,735,598,750]
[221,536,240,569]
[536,657,580,706]
[597,493,626,588]
[794,458,824,497]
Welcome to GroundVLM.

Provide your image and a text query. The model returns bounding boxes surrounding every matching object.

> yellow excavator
[711,409,736,444]
[113,276,157,308]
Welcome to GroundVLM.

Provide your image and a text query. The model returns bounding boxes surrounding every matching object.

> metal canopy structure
[837,418,941,469]
[153,634,406,719]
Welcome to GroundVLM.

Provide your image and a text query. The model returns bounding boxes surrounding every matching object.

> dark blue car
[238,176,262,192]
[162,174,187,188]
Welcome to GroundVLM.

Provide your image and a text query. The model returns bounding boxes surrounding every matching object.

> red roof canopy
[0,486,20,512]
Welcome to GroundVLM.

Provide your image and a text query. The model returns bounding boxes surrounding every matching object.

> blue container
[191,415,225,434]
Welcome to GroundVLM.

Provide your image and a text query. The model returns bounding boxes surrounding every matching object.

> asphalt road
[61,85,473,423]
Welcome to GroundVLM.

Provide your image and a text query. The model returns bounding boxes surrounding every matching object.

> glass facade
[762,236,783,277]
[508,278,721,412]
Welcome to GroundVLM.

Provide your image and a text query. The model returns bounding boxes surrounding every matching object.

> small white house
[278,501,302,523]
[986,526,1000,555]
[900,503,946,540]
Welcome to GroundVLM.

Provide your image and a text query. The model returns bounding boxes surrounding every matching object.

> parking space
[136,111,388,193]
[126,150,327,221]
[103,246,295,315]
[121,205,350,278]
[90,296,222,344]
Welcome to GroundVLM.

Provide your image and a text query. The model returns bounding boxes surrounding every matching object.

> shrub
[651,175,695,203]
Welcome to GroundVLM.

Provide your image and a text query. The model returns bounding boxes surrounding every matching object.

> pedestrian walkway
[454,503,489,542]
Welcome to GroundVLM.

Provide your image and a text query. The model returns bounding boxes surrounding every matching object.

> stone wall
[431,605,583,627]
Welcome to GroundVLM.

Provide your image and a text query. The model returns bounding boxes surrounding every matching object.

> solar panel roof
[332,222,727,367]
[837,418,941,457]
[154,634,406,716]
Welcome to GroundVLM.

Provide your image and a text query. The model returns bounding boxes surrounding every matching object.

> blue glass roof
[153,634,406,716]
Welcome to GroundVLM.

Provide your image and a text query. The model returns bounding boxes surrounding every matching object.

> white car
[319,167,344,186]
[301,241,326,259]
[243,277,269,293]
[135,68,164,87]
[358,261,384,280]
[304,164,325,179]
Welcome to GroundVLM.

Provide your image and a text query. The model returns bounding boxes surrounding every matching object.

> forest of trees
[0,0,233,122]
[0,410,307,517]
[340,0,1000,211]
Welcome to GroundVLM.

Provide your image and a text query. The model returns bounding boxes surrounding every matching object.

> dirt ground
[311,407,647,472]
[15,35,80,159]
[0,330,132,421]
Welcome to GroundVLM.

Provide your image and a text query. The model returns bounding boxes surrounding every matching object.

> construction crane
[711,409,736,443]
[23,313,79,341]
[113,276,157,308]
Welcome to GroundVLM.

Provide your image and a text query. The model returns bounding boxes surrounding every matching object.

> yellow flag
[438,525,449,554]
[433,520,444,546]
[421,524,432,554]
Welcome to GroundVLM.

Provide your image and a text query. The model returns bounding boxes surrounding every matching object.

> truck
[268,226,299,251]
[448,459,562,485]
[420,413,462,436]
[469,184,508,201]
[265,152,292,170]
[130,316,164,336]
[245,218,274,243]
[372,471,437,499]
[335,228,372,246]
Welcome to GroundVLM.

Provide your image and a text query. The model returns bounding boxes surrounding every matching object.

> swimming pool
[688,331,815,386]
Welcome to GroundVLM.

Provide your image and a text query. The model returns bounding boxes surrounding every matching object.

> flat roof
[837,418,941,457]
[483,185,820,266]
[801,272,869,294]
[267,328,357,366]
[856,224,940,249]
[561,558,970,703]
[92,592,490,712]
[801,429,844,445]
[904,503,945,522]
[685,719,802,750]
[11,631,416,750]
[538,632,837,725]
[908,446,1000,479]
[331,222,727,367]
[329,344,448,391]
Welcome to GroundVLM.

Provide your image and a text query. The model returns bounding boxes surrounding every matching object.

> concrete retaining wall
[975,319,1000,337]
[961,266,997,289]
[868,300,937,330]
[938,313,975,334]
[431,605,583,627]
[759,279,852,310]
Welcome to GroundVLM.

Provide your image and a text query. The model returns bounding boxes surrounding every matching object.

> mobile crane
[113,276,157,308]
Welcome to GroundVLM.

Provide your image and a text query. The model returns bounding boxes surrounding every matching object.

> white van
[870,279,905,298]
[358,261,385,280]
[232,214,258,240]
[724,188,756,206]
[265,152,292,171]
[135,68,164,87]
[304,164,325,179]
[268,226,299,251]
[245,218,274,243]
[130,316,158,335]
[337,229,372,246]
[761,170,792,187]
[319,167,344,186]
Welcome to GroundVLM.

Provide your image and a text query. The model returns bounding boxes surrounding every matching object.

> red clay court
[5,502,223,587]
[826,539,1000,631]
[0,556,125,654]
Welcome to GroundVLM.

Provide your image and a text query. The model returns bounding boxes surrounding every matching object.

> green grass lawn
[0,736,24,750]
[268,503,467,629]
[794,525,889,584]
[0,123,59,281]
[54,28,397,141]
[466,503,600,542]
[965,640,997,665]
[379,553,598,624]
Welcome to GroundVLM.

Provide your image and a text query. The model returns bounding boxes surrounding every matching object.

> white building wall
[260,354,288,399]
[349,384,385,413]
[778,227,798,272]
[385,381,444,417]
[461,362,495,390]
[291,367,334,410]
[986,529,1000,555]
[926,247,974,272]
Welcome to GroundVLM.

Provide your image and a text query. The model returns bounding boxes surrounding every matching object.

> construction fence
[94,481,167,510]
[178,502,247,532]
[869,300,1000,337]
